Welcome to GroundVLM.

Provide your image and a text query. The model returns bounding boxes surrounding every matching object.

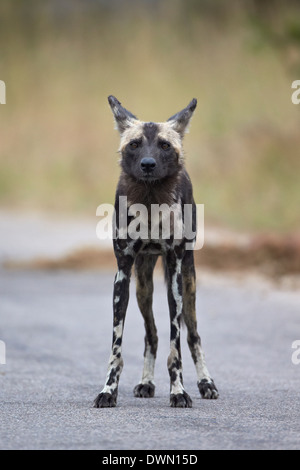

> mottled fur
[94,96,218,408]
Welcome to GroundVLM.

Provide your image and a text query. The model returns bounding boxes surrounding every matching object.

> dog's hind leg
[182,250,219,399]
[133,254,159,398]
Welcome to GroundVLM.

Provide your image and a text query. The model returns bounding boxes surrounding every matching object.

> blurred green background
[1,0,300,232]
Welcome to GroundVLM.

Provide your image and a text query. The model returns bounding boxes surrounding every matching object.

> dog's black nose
[140,157,156,172]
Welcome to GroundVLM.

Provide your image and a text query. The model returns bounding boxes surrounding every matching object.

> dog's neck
[117,171,183,208]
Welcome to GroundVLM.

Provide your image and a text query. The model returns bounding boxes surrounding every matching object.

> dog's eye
[130,141,139,149]
[161,142,170,151]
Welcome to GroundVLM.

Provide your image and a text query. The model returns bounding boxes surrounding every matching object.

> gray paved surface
[0,210,106,263]
[0,267,300,450]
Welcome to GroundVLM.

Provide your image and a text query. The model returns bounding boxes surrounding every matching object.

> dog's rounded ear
[167,98,197,138]
[108,95,138,134]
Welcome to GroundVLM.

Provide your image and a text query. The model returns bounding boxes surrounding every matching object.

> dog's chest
[140,240,168,255]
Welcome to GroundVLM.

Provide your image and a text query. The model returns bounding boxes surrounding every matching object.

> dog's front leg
[165,250,193,408]
[94,254,134,408]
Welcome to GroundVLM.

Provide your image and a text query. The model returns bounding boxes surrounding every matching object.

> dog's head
[108,95,197,182]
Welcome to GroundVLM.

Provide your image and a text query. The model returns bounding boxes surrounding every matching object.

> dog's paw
[170,391,193,408]
[198,378,219,399]
[93,392,117,408]
[133,382,155,398]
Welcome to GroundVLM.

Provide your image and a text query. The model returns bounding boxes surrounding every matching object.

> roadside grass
[0,2,299,231]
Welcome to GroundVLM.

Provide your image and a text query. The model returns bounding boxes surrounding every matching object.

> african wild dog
[94,96,218,408]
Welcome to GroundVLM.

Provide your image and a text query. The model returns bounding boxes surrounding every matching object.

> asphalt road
[0,267,300,450]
